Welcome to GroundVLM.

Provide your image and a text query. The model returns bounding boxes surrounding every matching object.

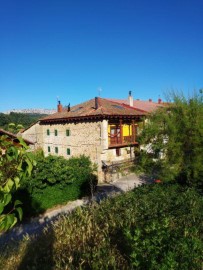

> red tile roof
[40,97,146,123]
[108,99,166,113]
[0,128,34,145]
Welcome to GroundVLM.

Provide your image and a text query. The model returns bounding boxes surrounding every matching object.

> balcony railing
[108,135,138,148]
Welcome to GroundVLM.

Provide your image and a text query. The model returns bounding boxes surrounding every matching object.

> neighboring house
[0,128,34,147]
[22,97,146,182]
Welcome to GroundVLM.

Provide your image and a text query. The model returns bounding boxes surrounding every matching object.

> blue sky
[0,0,202,112]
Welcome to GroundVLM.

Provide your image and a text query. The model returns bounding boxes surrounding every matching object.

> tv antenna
[98,87,102,97]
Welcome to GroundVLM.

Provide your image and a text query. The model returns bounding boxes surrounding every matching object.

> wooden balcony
[108,120,139,148]
[108,135,138,148]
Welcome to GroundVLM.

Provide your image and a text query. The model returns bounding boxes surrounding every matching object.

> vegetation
[16,154,97,217]
[0,112,46,132]
[0,183,202,269]
[136,91,203,190]
[0,91,202,269]
[0,136,34,232]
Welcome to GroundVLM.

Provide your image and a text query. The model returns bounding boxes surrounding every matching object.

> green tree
[0,136,34,232]
[137,92,203,189]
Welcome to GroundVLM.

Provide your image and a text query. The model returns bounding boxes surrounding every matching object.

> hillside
[0,112,48,132]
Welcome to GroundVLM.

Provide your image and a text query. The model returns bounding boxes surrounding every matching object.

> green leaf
[16,207,23,221]
[17,137,28,149]
[3,179,14,192]
[14,176,20,189]
[0,203,4,215]
[14,200,22,207]
[3,193,12,206]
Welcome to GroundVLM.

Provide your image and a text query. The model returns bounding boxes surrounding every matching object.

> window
[71,106,83,112]
[55,129,58,136]
[116,148,121,156]
[112,104,124,110]
[47,129,50,136]
[66,129,70,136]
[55,147,58,154]
[67,148,71,155]
[48,146,51,153]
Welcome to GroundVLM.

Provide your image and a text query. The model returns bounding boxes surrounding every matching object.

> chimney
[149,98,152,102]
[95,97,98,109]
[128,91,133,107]
[57,100,63,112]
[158,98,162,104]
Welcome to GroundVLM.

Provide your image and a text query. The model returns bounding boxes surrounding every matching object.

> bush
[137,91,203,190]
[17,154,97,217]
[1,183,203,269]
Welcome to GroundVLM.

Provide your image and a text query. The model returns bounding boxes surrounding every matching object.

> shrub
[137,91,203,190]
[17,154,97,216]
[1,183,202,269]
[0,136,34,232]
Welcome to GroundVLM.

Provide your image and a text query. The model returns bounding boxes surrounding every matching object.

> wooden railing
[108,135,137,147]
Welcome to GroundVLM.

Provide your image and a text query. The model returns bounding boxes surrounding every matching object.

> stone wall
[22,122,43,150]
[22,119,136,182]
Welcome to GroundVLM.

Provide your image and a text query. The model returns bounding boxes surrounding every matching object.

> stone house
[22,96,147,182]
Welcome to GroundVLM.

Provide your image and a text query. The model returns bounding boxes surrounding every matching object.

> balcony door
[110,125,121,145]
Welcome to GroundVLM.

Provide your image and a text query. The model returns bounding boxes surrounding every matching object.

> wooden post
[132,120,135,142]
[119,119,123,144]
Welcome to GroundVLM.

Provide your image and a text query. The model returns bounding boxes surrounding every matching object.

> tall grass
[0,183,202,269]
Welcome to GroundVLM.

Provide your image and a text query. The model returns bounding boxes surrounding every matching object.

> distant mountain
[3,108,56,115]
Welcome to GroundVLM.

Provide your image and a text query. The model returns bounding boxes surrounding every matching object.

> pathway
[0,173,150,247]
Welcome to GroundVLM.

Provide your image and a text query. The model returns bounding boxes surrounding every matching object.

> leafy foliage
[0,184,202,269]
[136,92,203,189]
[0,136,34,232]
[18,154,97,216]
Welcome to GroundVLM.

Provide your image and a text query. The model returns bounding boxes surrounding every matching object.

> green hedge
[15,154,97,217]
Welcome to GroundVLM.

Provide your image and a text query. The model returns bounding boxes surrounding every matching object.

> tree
[137,92,203,189]
[0,136,35,232]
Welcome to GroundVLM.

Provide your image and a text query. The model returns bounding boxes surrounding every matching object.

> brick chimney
[95,97,98,109]
[149,98,152,102]
[128,91,133,107]
[158,98,162,104]
[57,101,63,113]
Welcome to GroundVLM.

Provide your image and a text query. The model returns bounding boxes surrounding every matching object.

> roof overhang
[40,114,146,124]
